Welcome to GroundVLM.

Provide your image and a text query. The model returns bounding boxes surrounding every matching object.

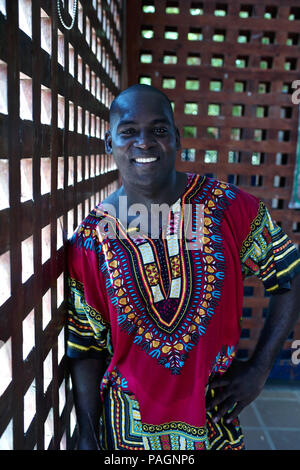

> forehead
[111,90,173,126]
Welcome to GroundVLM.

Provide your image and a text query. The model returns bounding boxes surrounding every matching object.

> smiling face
[105,87,181,193]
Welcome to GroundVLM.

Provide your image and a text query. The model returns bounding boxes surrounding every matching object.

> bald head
[109,84,175,127]
[105,83,181,192]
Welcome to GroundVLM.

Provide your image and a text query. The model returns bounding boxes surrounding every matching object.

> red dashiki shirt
[66,173,300,450]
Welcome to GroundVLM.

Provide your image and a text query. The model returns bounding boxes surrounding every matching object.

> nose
[133,130,155,149]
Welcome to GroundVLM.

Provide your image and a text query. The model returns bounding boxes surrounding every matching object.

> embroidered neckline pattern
[93,176,238,375]
[72,175,239,375]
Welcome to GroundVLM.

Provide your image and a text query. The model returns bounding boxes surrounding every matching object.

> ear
[105,130,113,154]
[175,127,181,151]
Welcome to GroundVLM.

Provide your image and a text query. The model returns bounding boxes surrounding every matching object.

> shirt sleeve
[66,220,113,359]
[66,275,112,359]
[240,201,300,294]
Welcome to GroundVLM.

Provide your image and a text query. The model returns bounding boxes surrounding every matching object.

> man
[66,84,300,450]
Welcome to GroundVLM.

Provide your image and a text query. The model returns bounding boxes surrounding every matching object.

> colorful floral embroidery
[209,345,237,376]
[101,366,128,392]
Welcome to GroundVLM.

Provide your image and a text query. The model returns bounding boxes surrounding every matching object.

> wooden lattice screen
[126,0,300,380]
[0,0,122,450]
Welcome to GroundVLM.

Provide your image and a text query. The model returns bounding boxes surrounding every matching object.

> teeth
[134,157,158,163]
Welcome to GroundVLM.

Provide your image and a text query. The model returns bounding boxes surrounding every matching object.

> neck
[121,170,186,209]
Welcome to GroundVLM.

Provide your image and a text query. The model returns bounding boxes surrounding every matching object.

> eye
[153,127,168,135]
[121,128,136,136]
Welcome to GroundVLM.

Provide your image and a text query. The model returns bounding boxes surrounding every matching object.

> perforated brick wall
[125,0,300,379]
[0,0,122,450]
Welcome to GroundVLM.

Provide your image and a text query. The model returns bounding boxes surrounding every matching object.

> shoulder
[68,187,125,251]
[73,186,122,230]
[203,176,260,210]
[101,186,124,211]
[197,176,266,239]
[192,175,259,213]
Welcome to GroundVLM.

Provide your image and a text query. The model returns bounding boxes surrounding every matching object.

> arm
[206,273,300,423]
[69,354,107,450]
